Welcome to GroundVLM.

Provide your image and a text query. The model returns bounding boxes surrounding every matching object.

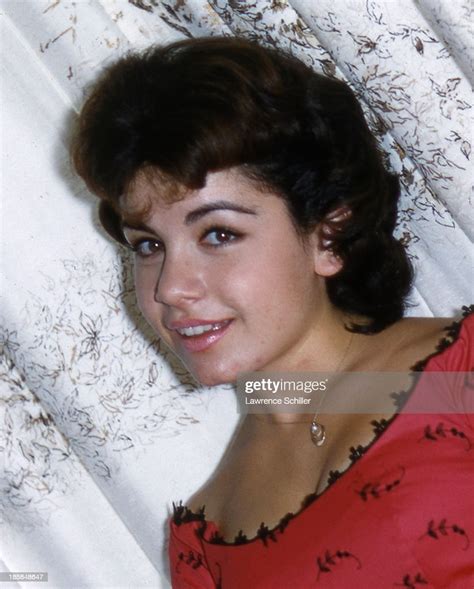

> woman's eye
[132,239,163,258]
[202,228,240,247]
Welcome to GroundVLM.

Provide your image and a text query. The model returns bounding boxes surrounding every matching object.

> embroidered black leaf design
[439,518,448,536]
[419,422,472,450]
[325,549,336,565]
[175,550,204,573]
[358,483,372,501]
[316,548,362,580]
[317,557,331,574]
[427,519,438,539]
[355,466,405,501]
[435,423,446,437]
[420,519,470,550]
[395,572,429,587]
[192,554,204,569]
[425,425,437,441]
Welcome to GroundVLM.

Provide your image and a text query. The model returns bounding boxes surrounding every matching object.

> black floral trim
[172,500,206,526]
[277,512,294,534]
[390,389,412,412]
[349,444,368,462]
[233,529,248,545]
[172,306,473,546]
[256,522,278,546]
[208,529,226,544]
[327,470,342,486]
[371,418,390,436]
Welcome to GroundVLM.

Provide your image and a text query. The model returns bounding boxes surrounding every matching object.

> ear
[309,232,343,277]
[308,206,351,277]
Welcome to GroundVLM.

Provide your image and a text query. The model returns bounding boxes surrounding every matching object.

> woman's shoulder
[411,306,473,372]
[374,306,473,372]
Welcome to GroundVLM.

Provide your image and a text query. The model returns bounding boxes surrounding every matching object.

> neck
[272,307,358,372]
[241,308,360,425]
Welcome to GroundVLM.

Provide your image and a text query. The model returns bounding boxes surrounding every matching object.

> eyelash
[201,226,242,247]
[129,226,242,259]
[130,238,164,258]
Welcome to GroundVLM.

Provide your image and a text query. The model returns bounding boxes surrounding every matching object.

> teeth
[177,323,223,337]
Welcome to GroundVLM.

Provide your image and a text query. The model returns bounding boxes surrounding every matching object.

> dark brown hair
[71,36,413,333]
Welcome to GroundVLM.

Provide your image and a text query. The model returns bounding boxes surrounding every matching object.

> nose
[154,251,205,307]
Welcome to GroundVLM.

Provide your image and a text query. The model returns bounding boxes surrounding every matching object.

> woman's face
[121,169,340,385]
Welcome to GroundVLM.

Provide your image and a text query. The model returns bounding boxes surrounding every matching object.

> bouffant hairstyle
[71,36,413,334]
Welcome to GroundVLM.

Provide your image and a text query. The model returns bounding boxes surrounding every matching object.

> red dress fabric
[169,309,474,588]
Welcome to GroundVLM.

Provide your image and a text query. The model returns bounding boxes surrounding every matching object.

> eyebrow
[121,200,258,232]
[184,201,258,225]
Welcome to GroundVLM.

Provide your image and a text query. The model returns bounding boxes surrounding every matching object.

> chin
[191,370,236,388]
[187,361,241,387]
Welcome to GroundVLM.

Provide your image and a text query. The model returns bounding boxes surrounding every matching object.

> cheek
[133,264,158,319]
[225,261,314,330]
[252,246,317,306]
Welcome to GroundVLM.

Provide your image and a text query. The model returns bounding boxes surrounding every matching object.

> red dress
[169,308,474,588]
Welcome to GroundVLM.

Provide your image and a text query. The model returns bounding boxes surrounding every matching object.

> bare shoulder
[185,468,228,517]
[397,316,456,343]
[186,488,208,515]
[185,449,241,521]
[185,422,248,518]
[399,316,454,335]
[380,316,456,370]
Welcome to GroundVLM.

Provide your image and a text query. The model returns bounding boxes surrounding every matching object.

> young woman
[72,37,473,588]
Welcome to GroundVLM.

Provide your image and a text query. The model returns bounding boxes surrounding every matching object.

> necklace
[249,331,355,433]
[310,331,354,447]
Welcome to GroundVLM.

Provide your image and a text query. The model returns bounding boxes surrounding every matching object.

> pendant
[310,420,326,447]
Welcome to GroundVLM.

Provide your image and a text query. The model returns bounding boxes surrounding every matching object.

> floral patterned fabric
[1,1,472,586]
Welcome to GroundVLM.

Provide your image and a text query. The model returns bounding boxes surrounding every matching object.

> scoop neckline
[172,305,473,547]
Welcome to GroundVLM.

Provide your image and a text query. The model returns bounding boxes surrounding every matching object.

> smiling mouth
[176,321,231,337]
[173,320,233,352]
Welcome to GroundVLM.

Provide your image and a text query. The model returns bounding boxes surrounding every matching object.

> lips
[169,319,233,353]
